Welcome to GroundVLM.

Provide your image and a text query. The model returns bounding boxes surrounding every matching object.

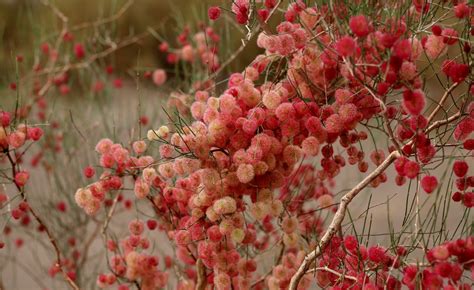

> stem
[196,259,207,290]
[426,83,459,124]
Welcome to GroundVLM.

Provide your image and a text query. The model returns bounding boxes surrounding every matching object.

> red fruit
[28,127,44,141]
[264,0,277,9]
[257,9,270,21]
[67,271,76,281]
[105,65,114,74]
[413,0,430,13]
[463,192,474,208]
[146,219,157,230]
[15,238,23,248]
[452,191,462,202]
[442,60,469,83]
[83,166,95,178]
[454,3,470,19]
[139,115,149,125]
[18,201,29,212]
[59,84,70,95]
[349,15,370,37]
[402,89,426,116]
[395,175,406,186]
[393,39,412,60]
[113,78,123,88]
[343,235,358,251]
[431,25,442,36]
[377,82,390,95]
[335,36,356,57]
[432,245,450,260]
[395,157,408,176]
[368,245,387,263]
[453,160,468,177]
[442,28,458,45]
[208,6,221,20]
[73,43,85,59]
[421,175,438,194]
[0,111,11,127]
[40,43,50,55]
[57,202,67,212]
[434,262,452,278]
[11,208,23,219]
[236,12,249,24]
[207,225,223,242]
[404,160,420,179]
[14,171,29,187]
[464,139,474,150]
[397,246,407,256]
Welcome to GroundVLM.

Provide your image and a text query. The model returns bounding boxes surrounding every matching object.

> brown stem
[196,259,207,290]
[426,83,459,124]
[306,267,357,282]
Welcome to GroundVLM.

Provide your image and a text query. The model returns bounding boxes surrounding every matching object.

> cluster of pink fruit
[72,0,473,289]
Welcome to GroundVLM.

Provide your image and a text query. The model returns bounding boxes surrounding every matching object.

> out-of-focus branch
[69,0,134,32]
[35,30,150,97]
[288,150,401,290]
[4,149,81,290]
[38,0,69,97]
[38,31,150,77]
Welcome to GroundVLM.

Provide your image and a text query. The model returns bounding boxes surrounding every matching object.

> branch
[4,149,81,290]
[288,150,400,290]
[426,111,463,134]
[426,83,459,124]
[196,259,207,290]
[306,267,357,282]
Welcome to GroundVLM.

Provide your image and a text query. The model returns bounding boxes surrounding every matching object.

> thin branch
[306,267,357,282]
[426,83,459,124]
[4,149,81,290]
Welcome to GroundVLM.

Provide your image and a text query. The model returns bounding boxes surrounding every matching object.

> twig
[426,83,458,124]
[102,194,121,237]
[306,267,357,282]
[288,151,400,290]
[4,149,81,290]
[426,111,463,134]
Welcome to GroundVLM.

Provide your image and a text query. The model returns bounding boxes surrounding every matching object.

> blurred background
[0,0,262,81]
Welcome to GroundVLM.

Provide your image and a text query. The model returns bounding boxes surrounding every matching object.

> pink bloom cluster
[97,219,169,290]
[158,25,220,72]
[76,0,473,289]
